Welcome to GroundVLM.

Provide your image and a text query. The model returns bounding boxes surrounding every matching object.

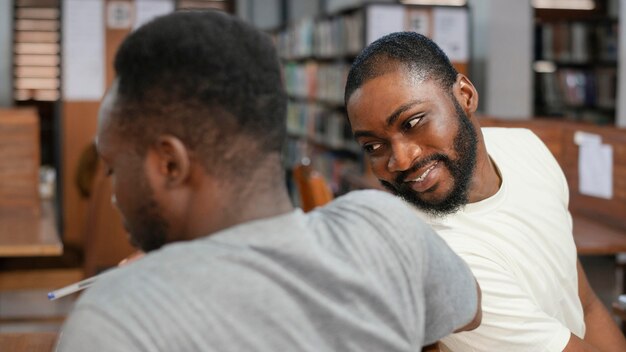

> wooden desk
[573,214,626,255]
[0,200,62,257]
[0,332,57,352]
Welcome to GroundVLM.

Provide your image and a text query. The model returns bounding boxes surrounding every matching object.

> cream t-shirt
[428,128,585,351]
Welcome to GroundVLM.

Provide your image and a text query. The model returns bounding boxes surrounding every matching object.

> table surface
[0,200,62,257]
[572,214,626,255]
[0,332,57,352]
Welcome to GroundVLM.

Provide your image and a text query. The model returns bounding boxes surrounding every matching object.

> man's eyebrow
[353,99,425,140]
[353,130,379,140]
[385,99,424,127]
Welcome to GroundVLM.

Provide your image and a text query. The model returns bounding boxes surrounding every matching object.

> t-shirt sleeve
[418,223,479,344]
[56,305,144,352]
[440,252,571,351]
[328,190,479,345]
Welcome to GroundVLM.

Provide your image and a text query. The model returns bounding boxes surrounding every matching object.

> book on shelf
[537,20,618,64]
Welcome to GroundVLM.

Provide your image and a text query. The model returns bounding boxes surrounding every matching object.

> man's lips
[404,161,439,183]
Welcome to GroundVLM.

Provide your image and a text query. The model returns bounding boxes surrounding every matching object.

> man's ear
[453,74,479,114]
[146,135,191,188]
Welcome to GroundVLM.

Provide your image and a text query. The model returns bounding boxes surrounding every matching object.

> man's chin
[380,179,466,217]
[398,189,465,218]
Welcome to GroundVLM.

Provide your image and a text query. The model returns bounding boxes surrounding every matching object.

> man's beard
[125,177,169,252]
[381,98,478,217]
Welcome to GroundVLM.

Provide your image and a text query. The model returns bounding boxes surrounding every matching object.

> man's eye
[363,143,382,153]
[404,116,422,130]
[105,167,114,176]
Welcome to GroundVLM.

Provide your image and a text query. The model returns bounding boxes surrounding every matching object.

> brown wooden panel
[61,102,99,249]
[61,0,134,255]
[0,333,57,352]
[452,61,468,77]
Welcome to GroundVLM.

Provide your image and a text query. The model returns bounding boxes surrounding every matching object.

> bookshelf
[276,3,470,197]
[533,1,618,125]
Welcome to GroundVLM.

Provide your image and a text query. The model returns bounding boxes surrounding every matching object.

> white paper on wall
[432,7,468,62]
[107,1,133,29]
[405,8,431,37]
[62,0,105,101]
[366,5,404,45]
[575,131,614,199]
[134,0,174,30]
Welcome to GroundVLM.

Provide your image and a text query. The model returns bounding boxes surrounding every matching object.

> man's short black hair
[112,10,286,176]
[344,32,458,104]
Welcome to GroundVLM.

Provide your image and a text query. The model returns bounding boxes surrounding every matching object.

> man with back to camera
[55,11,482,351]
[344,31,626,351]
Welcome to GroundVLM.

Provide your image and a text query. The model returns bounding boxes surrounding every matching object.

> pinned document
[575,131,613,199]
[135,0,175,30]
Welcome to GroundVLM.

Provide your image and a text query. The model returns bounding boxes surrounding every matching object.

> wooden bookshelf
[533,0,618,125]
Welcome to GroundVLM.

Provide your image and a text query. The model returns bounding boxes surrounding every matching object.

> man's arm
[453,279,482,332]
[563,260,626,351]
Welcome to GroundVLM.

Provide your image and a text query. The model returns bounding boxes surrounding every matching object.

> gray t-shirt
[56,190,477,351]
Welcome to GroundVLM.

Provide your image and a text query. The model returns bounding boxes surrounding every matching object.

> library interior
[1,0,626,349]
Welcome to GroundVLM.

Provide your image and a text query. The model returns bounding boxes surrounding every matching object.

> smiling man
[55,12,483,351]
[345,32,626,351]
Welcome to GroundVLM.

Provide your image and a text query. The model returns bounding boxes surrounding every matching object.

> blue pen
[47,275,99,300]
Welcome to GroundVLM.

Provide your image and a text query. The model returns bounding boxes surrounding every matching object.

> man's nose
[388,141,421,172]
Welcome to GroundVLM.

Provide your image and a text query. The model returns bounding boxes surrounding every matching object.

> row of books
[286,100,360,153]
[537,67,616,111]
[536,21,618,63]
[284,62,350,105]
[275,4,468,63]
[274,10,363,60]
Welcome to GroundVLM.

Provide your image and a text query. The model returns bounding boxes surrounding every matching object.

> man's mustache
[394,153,450,185]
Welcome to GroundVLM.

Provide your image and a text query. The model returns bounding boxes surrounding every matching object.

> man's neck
[183,166,295,240]
[467,136,502,204]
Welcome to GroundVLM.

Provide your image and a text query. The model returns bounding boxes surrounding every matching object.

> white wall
[0,1,12,107]
[469,0,533,119]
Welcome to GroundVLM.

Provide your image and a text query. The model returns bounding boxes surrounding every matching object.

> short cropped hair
[344,32,458,104]
[112,11,286,176]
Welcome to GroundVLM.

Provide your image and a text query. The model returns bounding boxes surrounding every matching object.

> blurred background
[0,0,625,346]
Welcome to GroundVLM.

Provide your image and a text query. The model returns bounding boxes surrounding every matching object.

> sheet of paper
[405,8,431,37]
[107,1,133,29]
[134,0,174,30]
[577,131,613,199]
[432,7,468,62]
[62,0,105,101]
[366,5,404,45]
[573,130,602,145]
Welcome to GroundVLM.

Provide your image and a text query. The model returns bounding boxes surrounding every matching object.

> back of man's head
[111,10,287,178]
[344,31,458,104]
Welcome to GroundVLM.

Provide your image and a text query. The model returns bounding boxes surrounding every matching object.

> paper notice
[576,131,613,199]
[366,5,404,45]
[432,7,468,62]
[134,0,174,30]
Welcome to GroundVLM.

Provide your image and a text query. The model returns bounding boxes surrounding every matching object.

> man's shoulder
[481,127,553,161]
[481,127,542,146]
[318,190,427,228]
